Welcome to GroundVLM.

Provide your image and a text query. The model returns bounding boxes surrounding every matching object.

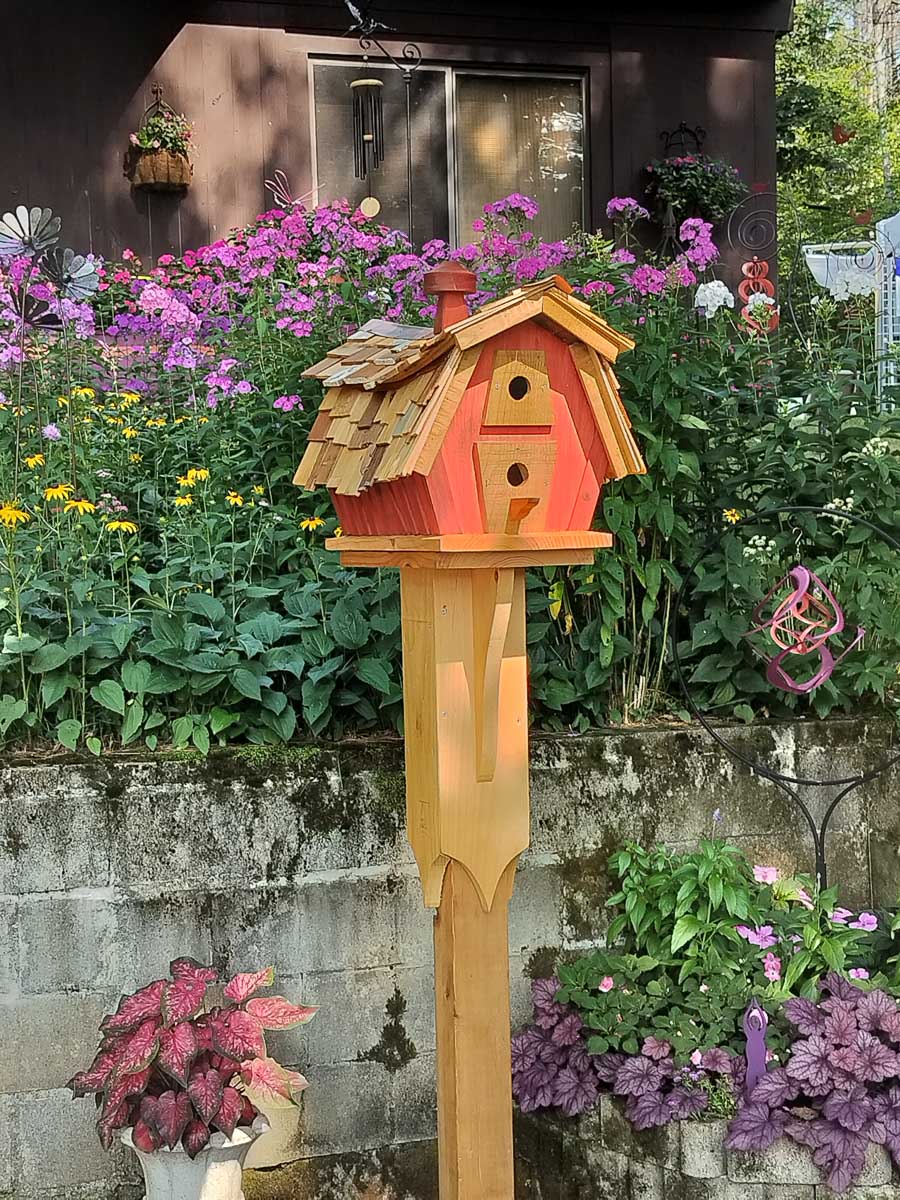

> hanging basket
[126,147,192,192]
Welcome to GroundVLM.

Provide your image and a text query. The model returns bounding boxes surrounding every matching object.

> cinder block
[727,1139,821,1185]
[0,992,115,1095]
[208,887,302,980]
[601,1093,680,1170]
[300,1060,391,1157]
[17,898,122,994]
[114,895,212,992]
[393,964,436,1052]
[14,1086,135,1189]
[0,1094,14,1192]
[0,898,19,1003]
[628,1154,665,1200]
[303,967,396,1066]
[393,873,436,970]
[509,863,563,955]
[295,875,402,974]
[679,1118,728,1179]
[0,770,111,894]
[391,1049,437,1143]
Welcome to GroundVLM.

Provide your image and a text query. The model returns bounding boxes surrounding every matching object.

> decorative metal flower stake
[745,565,865,694]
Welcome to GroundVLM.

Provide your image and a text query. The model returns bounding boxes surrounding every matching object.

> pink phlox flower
[610,248,636,265]
[606,197,650,222]
[626,264,667,296]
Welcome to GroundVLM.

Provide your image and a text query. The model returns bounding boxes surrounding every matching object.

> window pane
[454,75,585,242]
[313,63,449,244]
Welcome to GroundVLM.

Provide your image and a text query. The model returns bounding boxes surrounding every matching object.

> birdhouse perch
[295,267,645,1199]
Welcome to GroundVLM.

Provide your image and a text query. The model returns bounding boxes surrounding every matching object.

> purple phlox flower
[42,423,62,441]
[850,912,878,932]
[610,248,636,265]
[606,196,650,223]
[273,394,303,413]
[626,264,667,296]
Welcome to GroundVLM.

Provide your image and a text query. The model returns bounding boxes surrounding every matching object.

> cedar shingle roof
[295,278,636,496]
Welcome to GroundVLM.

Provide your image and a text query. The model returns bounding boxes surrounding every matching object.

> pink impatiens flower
[690,1049,703,1066]
[831,908,853,925]
[849,968,870,980]
[598,976,615,993]
[736,924,778,950]
[851,913,878,932]
[753,865,779,885]
[764,953,782,982]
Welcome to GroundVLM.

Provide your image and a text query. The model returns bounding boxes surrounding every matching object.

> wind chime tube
[350,78,385,181]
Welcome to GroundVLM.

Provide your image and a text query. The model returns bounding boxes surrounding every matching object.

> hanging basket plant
[644,153,747,225]
[124,87,194,193]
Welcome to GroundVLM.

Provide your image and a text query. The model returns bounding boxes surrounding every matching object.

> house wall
[0,717,896,1200]
[1,1,786,263]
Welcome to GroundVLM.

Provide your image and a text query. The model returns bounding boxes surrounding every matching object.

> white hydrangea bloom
[694,280,734,317]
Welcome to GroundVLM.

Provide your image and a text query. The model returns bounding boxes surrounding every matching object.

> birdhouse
[294,265,645,543]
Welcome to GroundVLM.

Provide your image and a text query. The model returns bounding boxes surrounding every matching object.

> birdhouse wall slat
[332,472,441,536]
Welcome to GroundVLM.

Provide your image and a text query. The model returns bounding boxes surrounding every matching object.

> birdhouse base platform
[326,530,612,569]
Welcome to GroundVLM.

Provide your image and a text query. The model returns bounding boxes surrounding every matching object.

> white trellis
[802,211,900,393]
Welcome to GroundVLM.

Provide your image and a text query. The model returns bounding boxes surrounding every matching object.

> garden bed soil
[514,1098,898,1199]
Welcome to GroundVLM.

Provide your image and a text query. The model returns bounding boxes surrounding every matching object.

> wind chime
[344,0,421,238]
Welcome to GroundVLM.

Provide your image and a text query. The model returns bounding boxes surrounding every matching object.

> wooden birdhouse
[294,266,646,1200]
[294,264,644,544]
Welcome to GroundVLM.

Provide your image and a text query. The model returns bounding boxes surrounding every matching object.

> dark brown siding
[1,1,785,263]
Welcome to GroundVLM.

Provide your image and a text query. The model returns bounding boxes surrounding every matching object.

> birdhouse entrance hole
[507,462,529,487]
[508,375,530,400]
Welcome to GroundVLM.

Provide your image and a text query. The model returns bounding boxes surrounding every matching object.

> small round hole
[508,375,530,401]
[507,462,529,487]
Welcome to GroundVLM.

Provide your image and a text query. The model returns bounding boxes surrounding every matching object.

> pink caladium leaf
[68,1047,119,1096]
[150,1090,193,1150]
[182,1118,211,1160]
[170,958,219,985]
[162,976,207,1028]
[157,1021,199,1087]
[725,1102,788,1151]
[101,980,166,1035]
[213,1086,244,1138]
[240,1056,309,1109]
[97,1100,130,1151]
[240,1096,258,1127]
[187,1068,224,1124]
[211,1009,266,1062]
[244,996,318,1030]
[132,1118,162,1153]
[114,1018,161,1075]
[104,1066,151,1115]
[223,966,275,1004]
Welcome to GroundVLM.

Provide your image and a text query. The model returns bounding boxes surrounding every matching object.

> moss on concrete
[359,987,417,1074]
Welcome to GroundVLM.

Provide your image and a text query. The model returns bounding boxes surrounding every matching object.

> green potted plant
[68,958,316,1200]
[645,154,747,225]
[125,95,194,193]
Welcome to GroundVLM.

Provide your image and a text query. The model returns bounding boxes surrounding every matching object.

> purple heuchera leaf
[669,1086,709,1119]
[613,1055,666,1097]
[641,1036,672,1061]
[568,1041,592,1074]
[701,1047,732,1074]
[594,1052,627,1084]
[749,1067,800,1108]
[551,1013,583,1048]
[821,971,863,1003]
[812,1124,869,1193]
[511,1030,543,1073]
[824,1003,858,1047]
[786,1035,834,1094]
[854,1031,900,1082]
[626,1090,675,1130]
[532,978,566,1029]
[830,1044,861,1077]
[553,1066,599,1116]
[784,996,825,1036]
[725,1103,789,1151]
[784,1114,824,1150]
[823,1084,874,1132]
[857,990,900,1036]
[873,1086,900,1138]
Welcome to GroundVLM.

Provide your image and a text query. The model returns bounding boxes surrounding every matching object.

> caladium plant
[68,958,316,1158]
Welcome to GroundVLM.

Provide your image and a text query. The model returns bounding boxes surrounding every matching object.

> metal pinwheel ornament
[745,565,865,694]
[0,204,100,323]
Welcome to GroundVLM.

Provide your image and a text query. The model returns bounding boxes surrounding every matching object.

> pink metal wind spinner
[745,565,865,694]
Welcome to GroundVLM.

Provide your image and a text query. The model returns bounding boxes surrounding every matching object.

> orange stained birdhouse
[294,264,645,540]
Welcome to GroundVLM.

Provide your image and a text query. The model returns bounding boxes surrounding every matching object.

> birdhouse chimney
[424,261,477,332]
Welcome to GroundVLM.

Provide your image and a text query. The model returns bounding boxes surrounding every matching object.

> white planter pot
[121,1118,269,1200]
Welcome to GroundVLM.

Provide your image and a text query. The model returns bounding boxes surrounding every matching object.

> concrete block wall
[1,718,897,1199]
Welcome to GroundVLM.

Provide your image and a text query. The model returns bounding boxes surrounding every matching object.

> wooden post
[400,563,529,1199]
